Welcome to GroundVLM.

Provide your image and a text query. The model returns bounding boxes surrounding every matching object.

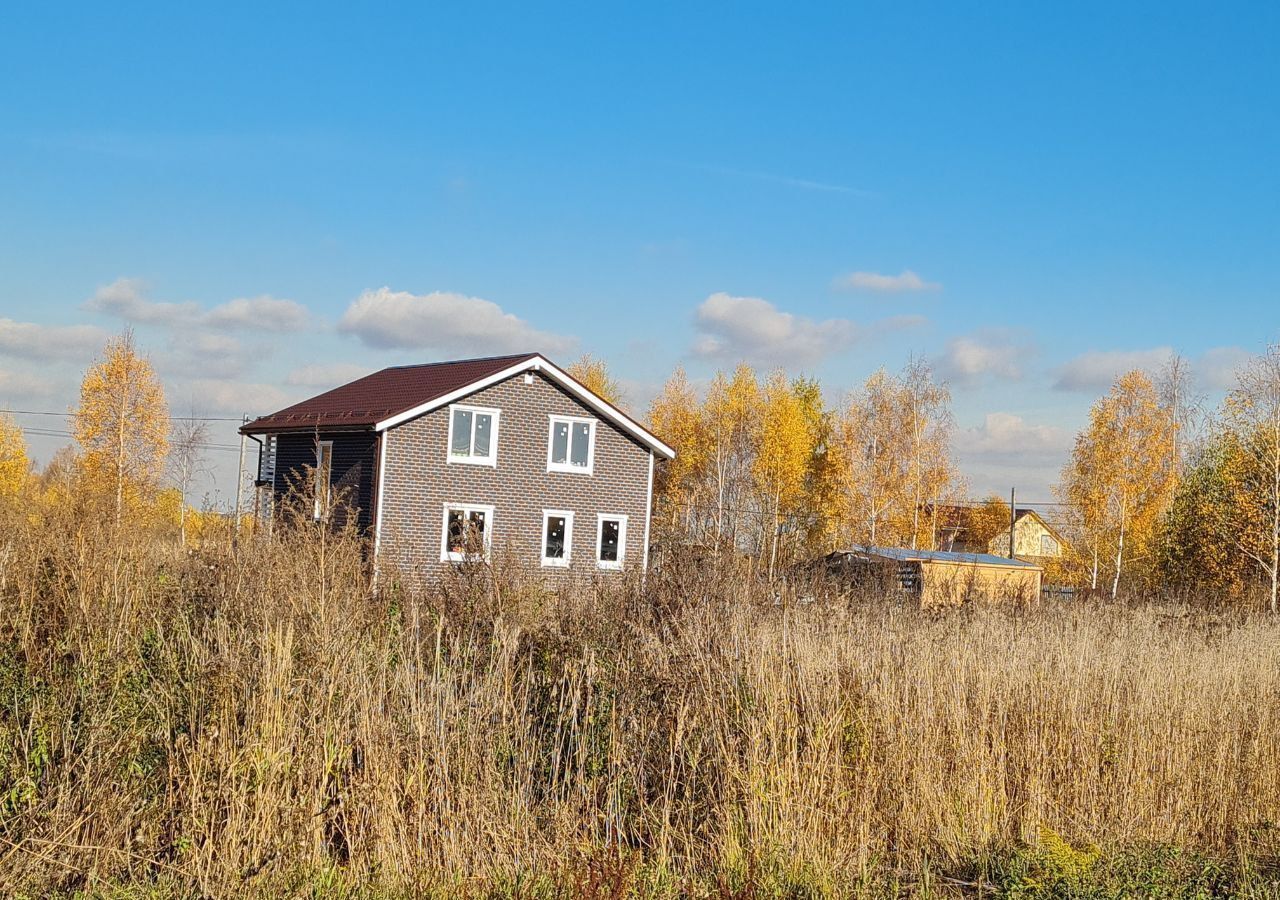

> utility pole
[1009,487,1017,559]
[234,413,248,540]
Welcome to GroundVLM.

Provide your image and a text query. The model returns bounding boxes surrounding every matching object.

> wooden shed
[823,546,1042,607]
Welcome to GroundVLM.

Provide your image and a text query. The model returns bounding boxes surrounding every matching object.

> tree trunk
[1272,454,1279,613]
[1111,517,1125,601]
[115,377,128,526]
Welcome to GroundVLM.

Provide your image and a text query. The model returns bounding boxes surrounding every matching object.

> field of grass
[1,508,1279,898]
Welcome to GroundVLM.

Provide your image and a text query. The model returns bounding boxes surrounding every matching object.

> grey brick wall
[377,371,653,579]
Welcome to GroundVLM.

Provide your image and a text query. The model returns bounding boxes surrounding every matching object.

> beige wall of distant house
[989,515,1062,559]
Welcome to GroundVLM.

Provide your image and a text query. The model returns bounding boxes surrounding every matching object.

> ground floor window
[541,509,574,567]
[441,503,494,562]
[596,514,627,569]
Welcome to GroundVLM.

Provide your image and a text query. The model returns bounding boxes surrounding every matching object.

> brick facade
[377,370,653,579]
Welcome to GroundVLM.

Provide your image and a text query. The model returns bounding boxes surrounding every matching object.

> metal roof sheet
[835,545,1043,569]
[240,353,538,433]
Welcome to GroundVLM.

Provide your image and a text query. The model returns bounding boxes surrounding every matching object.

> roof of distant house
[240,352,675,458]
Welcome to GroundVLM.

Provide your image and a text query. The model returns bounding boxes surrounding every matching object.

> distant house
[824,546,1042,607]
[936,505,1067,563]
[240,353,675,578]
[986,509,1066,562]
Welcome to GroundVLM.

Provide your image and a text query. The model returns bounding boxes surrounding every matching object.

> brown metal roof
[241,352,538,433]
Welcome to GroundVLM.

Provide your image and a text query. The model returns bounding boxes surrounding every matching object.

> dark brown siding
[379,371,652,579]
[272,430,378,531]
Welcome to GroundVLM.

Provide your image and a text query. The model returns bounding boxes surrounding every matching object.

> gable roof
[241,352,675,458]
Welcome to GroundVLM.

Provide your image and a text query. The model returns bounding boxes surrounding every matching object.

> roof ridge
[381,352,538,372]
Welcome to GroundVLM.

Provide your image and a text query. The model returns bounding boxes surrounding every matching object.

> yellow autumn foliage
[72,331,169,524]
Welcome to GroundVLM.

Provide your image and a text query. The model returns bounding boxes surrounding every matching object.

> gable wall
[988,515,1061,558]
[378,371,652,578]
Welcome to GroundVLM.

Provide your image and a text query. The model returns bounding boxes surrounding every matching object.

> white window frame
[596,513,628,570]
[440,503,495,563]
[540,509,574,568]
[446,404,501,467]
[1041,534,1058,556]
[546,415,596,475]
[313,440,334,520]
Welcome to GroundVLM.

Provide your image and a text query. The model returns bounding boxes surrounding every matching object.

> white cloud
[339,287,576,356]
[0,318,110,362]
[1053,347,1175,392]
[691,292,860,366]
[954,412,1069,458]
[286,363,375,388]
[939,331,1036,386]
[953,412,1073,497]
[186,378,296,416]
[1197,346,1252,391]
[86,279,310,333]
[205,295,310,332]
[0,369,57,400]
[836,269,941,294]
[1053,346,1252,393]
[84,277,199,325]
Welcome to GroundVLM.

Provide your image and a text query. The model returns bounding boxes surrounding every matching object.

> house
[986,509,1066,562]
[823,546,1042,607]
[240,353,675,578]
[935,505,1067,562]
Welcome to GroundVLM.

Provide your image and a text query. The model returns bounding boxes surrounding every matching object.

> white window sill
[597,561,624,571]
[447,455,497,467]
[442,552,490,564]
[541,557,570,568]
[547,463,593,476]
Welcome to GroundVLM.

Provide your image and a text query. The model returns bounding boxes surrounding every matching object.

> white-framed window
[547,415,595,474]
[541,509,574,568]
[596,514,627,570]
[441,503,495,562]
[313,440,334,520]
[447,405,500,466]
[1040,534,1058,556]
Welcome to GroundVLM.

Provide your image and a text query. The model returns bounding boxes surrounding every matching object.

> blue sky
[2,2,1278,503]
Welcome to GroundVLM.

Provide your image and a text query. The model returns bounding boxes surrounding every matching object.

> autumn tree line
[4,336,1280,607]
[0,331,226,545]
[621,348,1280,609]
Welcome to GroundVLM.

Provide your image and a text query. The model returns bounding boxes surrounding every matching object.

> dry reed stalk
[0,505,1277,896]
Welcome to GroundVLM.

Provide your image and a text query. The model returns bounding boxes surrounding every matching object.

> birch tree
[836,370,906,546]
[567,353,624,407]
[1222,345,1280,612]
[0,412,30,501]
[648,366,709,537]
[73,331,169,524]
[168,414,211,547]
[702,365,761,552]
[1060,370,1176,598]
[753,371,812,578]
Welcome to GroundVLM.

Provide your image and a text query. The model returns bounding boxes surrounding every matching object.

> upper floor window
[1040,534,1058,556]
[547,415,595,474]
[448,405,500,466]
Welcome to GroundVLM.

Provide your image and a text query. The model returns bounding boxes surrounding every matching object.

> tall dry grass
[1,500,1279,897]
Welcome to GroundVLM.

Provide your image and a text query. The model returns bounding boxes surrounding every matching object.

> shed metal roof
[834,545,1043,569]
